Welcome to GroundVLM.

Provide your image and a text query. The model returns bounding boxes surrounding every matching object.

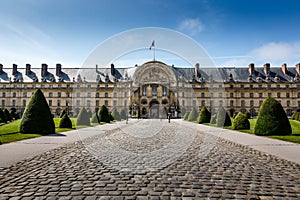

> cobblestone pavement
[0,120,300,199]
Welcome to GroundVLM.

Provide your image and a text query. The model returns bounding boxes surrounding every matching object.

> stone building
[0,61,300,118]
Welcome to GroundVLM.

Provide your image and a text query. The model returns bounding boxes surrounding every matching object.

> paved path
[0,119,300,199]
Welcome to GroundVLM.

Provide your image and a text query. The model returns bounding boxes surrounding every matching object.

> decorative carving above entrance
[140,68,168,83]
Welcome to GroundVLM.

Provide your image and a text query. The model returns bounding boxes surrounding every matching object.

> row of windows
[142,85,167,97]
[183,92,300,98]
[1,84,117,89]
[182,100,300,108]
[191,84,300,89]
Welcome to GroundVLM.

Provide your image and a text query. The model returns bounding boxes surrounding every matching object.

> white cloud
[178,18,205,35]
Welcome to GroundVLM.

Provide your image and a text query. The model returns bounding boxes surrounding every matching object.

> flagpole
[153,45,155,61]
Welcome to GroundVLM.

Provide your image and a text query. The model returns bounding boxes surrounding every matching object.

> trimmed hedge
[111,108,121,121]
[216,107,231,127]
[183,112,190,121]
[98,105,110,123]
[254,97,291,136]
[232,112,250,130]
[76,107,91,126]
[188,107,198,121]
[197,106,211,124]
[120,108,127,120]
[59,113,72,128]
[0,109,6,123]
[20,89,55,134]
[91,112,99,123]
[210,114,217,124]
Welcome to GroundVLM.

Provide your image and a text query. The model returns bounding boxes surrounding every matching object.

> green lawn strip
[0,133,43,144]
[197,118,300,144]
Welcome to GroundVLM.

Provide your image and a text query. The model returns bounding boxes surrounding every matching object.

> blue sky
[0,0,300,68]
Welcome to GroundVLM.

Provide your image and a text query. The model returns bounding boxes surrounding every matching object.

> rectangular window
[286,85,289,88]
[192,100,196,107]
[58,92,61,98]
[201,100,205,107]
[259,100,263,107]
[241,100,245,107]
[182,92,185,97]
[258,85,262,89]
[49,92,53,98]
[259,93,263,98]
[77,93,80,97]
[210,100,214,107]
[240,85,244,88]
[2,92,5,97]
[230,93,234,98]
[219,93,222,98]
[219,100,223,106]
[230,100,234,107]
[268,93,272,97]
[105,92,108,98]
[57,100,61,107]
[267,84,271,89]
[241,93,244,98]
[87,92,91,98]
[250,84,253,89]
[113,93,117,98]
[276,85,280,89]
[76,100,80,106]
[142,85,146,96]
[87,100,91,107]
[13,92,16,98]
[23,100,26,107]
[49,100,52,106]
[250,100,254,107]
[96,92,100,98]
[12,100,16,107]
[201,93,205,98]
[182,100,185,106]
[286,93,290,98]
[113,100,117,106]
[277,93,281,98]
[250,93,253,98]
[152,85,157,96]
[23,92,27,98]
[104,100,108,106]
[105,84,108,88]
[96,100,100,107]
[287,100,290,107]
[124,100,127,106]
[162,86,167,96]
[2,100,5,107]
[210,93,214,98]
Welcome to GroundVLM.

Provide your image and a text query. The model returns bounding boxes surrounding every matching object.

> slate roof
[0,63,299,83]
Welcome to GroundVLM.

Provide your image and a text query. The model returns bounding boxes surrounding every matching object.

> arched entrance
[149,99,160,118]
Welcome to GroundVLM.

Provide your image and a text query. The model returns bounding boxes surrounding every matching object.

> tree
[232,112,250,130]
[244,111,251,119]
[0,109,6,123]
[197,106,211,124]
[210,114,217,124]
[59,113,72,128]
[76,107,90,126]
[254,97,291,136]
[111,108,121,121]
[216,107,231,127]
[20,89,55,134]
[183,112,190,121]
[10,108,19,120]
[188,107,198,121]
[120,108,127,120]
[98,105,110,123]
[59,109,67,118]
[4,109,12,122]
[91,112,99,123]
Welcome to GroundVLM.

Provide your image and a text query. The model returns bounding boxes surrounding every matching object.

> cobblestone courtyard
[0,120,300,199]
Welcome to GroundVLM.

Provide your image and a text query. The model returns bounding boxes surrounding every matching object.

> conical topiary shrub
[10,108,20,120]
[111,108,121,121]
[120,108,127,120]
[0,109,6,123]
[197,106,211,124]
[216,107,231,127]
[59,113,72,128]
[4,109,12,122]
[245,111,251,119]
[98,105,110,123]
[86,109,92,118]
[291,112,299,121]
[59,109,67,118]
[232,112,250,130]
[20,89,55,134]
[183,112,190,120]
[76,107,91,126]
[91,112,99,123]
[210,114,217,124]
[254,97,291,136]
[188,108,198,121]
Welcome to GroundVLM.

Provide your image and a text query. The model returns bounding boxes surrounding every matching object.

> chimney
[12,64,18,75]
[248,63,255,74]
[41,63,48,77]
[282,63,287,75]
[296,63,300,75]
[195,63,200,78]
[264,63,270,75]
[111,63,115,76]
[56,63,62,76]
[26,64,31,75]
[0,64,3,73]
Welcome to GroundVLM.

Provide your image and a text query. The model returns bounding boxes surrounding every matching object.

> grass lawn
[0,117,112,144]
[200,118,300,144]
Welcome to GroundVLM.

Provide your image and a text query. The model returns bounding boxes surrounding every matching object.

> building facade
[0,61,300,118]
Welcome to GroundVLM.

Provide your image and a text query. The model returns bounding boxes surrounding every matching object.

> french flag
[149,40,155,50]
